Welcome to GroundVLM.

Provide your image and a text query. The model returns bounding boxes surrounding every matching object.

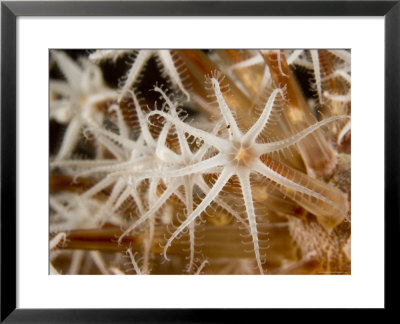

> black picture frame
[1,1,399,322]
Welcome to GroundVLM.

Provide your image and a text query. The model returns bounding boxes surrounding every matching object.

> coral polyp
[50,49,351,275]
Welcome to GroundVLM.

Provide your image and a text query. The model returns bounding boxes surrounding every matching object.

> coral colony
[49,50,351,275]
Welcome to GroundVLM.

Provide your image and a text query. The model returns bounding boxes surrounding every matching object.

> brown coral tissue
[49,49,351,275]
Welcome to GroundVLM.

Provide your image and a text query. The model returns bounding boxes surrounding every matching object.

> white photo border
[17,16,384,308]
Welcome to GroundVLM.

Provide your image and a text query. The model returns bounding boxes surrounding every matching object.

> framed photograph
[1,0,398,321]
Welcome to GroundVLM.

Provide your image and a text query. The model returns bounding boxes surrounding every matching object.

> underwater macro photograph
[49,49,351,275]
